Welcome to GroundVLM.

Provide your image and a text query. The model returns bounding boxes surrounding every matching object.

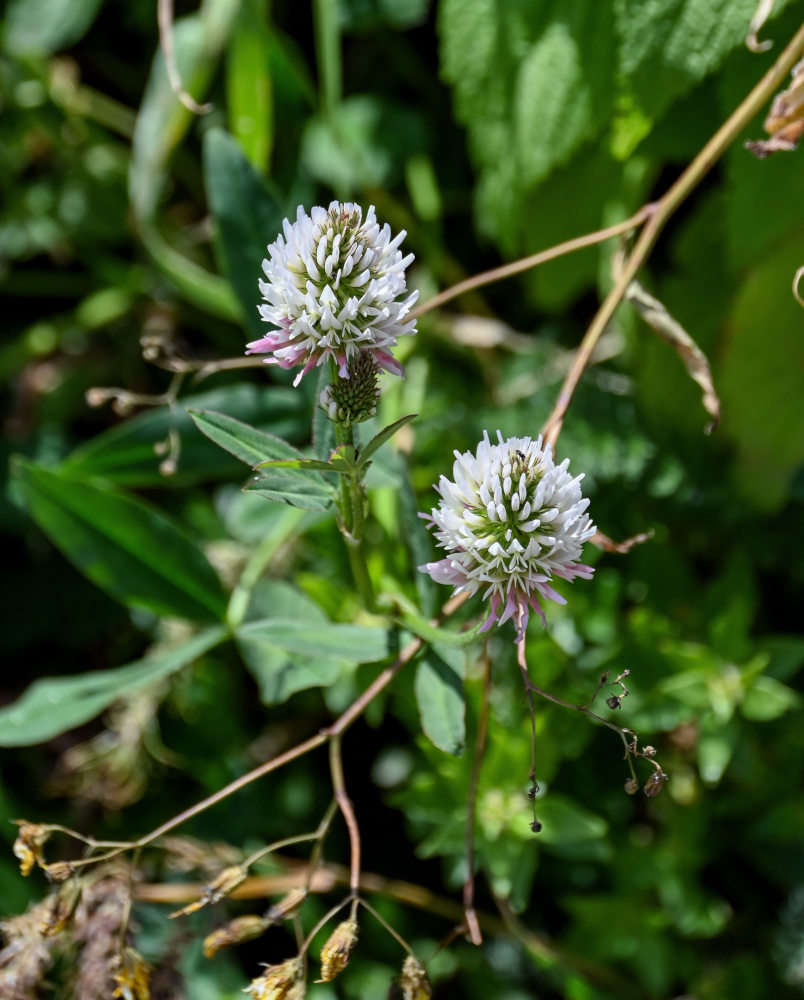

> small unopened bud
[606,695,622,710]
[12,821,51,876]
[203,915,269,958]
[244,956,305,1000]
[644,769,669,798]
[317,918,358,982]
[159,457,178,477]
[398,955,432,1000]
[266,887,307,924]
[85,387,109,407]
[45,861,76,884]
[641,745,657,758]
[624,777,640,795]
[170,864,247,918]
[319,353,381,425]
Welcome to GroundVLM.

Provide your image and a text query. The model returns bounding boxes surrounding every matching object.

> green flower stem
[332,406,377,612]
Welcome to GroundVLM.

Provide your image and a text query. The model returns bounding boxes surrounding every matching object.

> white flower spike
[247,202,417,386]
[420,431,596,636]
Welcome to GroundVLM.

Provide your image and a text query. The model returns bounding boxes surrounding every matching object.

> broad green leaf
[244,471,333,510]
[535,794,608,845]
[718,234,804,510]
[12,460,227,622]
[414,645,465,755]
[189,409,306,467]
[203,128,285,338]
[62,386,308,487]
[358,414,417,468]
[2,0,104,56]
[236,582,342,703]
[439,0,616,246]
[236,618,390,661]
[130,2,239,221]
[741,676,802,722]
[614,0,783,144]
[225,0,273,172]
[0,626,227,746]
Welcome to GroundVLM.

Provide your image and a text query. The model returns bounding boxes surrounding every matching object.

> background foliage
[2,0,804,997]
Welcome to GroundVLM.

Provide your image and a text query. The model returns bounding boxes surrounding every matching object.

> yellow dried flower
[170,864,247,918]
[317,918,358,982]
[266,887,308,924]
[111,947,151,1000]
[12,821,51,876]
[39,880,82,936]
[399,955,432,1000]
[244,956,305,1000]
[203,915,270,959]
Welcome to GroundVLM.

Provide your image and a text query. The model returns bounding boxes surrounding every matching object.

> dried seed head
[644,769,669,798]
[624,777,640,795]
[203,915,270,959]
[243,956,305,1000]
[45,861,76,884]
[399,955,432,1000]
[39,879,83,936]
[265,887,308,924]
[111,947,151,1000]
[12,821,51,876]
[170,865,247,918]
[317,918,359,982]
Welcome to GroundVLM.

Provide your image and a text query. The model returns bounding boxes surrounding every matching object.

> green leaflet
[188,408,306,467]
[0,626,228,746]
[12,459,227,622]
[414,644,466,755]
[63,386,307,487]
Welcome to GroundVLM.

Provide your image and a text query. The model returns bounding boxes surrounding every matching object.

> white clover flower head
[419,431,596,635]
[247,202,417,386]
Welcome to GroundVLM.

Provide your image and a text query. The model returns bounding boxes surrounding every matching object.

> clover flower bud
[319,352,380,424]
[244,956,305,1000]
[203,915,270,958]
[247,202,417,386]
[317,918,359,982]
[420,431,595,633]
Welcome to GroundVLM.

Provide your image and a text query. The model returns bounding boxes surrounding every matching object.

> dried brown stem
[541,18,804,449]
[329,735,361,897]
[411,208,652,319]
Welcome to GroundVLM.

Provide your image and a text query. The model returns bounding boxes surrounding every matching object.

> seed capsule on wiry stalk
[317,918,359,982]
[644,769,669,797]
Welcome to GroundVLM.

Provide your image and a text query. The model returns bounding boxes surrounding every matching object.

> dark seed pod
[644,769,669,798]
[530,819,543,833]
[606,695,622,710]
